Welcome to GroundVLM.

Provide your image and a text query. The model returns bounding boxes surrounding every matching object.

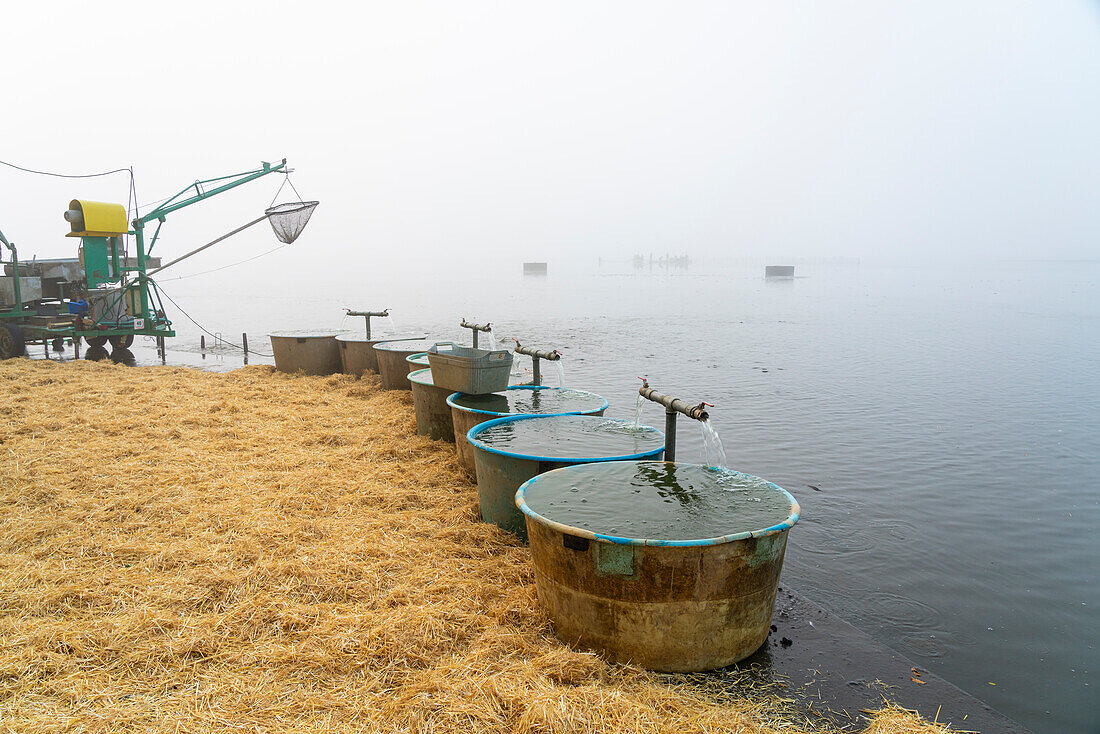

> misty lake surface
[138,258,1099,733]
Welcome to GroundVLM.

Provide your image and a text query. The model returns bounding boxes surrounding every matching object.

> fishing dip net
[265,201,319,244]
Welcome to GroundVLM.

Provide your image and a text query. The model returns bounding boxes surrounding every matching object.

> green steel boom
[130,159,288,320]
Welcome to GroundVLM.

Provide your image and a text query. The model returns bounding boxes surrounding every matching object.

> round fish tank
[406,352,431,369]
[466,414,663,538]
[517,461,799,672]
[374,338,444,390]
[269,330,346,375]
[336,333,426,376]
[407,368,455,442]
[447,387,609,479]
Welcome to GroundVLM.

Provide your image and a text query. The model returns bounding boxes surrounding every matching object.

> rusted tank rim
[515,462,801,548]
[466,414,664,463]
[445,386,610,417]
[336,333,426,344]
[268,329,347,339]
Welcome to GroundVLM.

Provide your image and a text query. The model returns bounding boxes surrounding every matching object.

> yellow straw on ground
[0,359,954,733]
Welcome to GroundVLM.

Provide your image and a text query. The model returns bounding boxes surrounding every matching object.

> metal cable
[154,285,275,357]
[0,158,132,179]
[158,243,291,281]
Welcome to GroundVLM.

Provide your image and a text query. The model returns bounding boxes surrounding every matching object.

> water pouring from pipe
[700,418,728,469]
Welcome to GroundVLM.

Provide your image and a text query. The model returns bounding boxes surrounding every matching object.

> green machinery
[0,159,316,359]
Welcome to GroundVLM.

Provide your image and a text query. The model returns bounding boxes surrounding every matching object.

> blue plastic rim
[445,385,610,418]
[466,413,664,463]
[407,367,434,386]
[515,461,801,547]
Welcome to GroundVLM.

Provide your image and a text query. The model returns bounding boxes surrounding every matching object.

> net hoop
[265,201,319,244]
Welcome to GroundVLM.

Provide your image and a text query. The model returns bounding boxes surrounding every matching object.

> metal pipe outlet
[460,318,492,348]
[513,339,562,387]
[637,378,712,462]
[345,308,389,339]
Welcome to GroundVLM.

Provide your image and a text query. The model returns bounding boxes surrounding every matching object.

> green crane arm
[130,158,289,322]
[135,159,288,227]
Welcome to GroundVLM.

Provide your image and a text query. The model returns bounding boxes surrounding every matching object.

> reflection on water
[109,348,136,366]
[84,346,109,362]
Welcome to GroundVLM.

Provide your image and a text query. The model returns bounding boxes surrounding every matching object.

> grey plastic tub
[427,342,513,395]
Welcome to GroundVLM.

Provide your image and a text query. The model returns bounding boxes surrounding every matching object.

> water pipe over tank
[637,377,712,462]
[460,318,492,348]
[345,308,389,339]
[512,339,561,387]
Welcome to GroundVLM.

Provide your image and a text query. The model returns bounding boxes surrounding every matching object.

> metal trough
[447,386,609,479]
[268,330,345,375]
[374,338,442,390]
[407,368,455,442]
[466,414,663,539]
[517,461,800,672]
[337,333,425,376]
[406,352,430,369]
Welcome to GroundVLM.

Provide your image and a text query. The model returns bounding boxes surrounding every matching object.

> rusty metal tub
[407,368,455,442]
[268,330,346,375]
[516,461,800,672]
[337,333,425,376]
[374,338,443,390]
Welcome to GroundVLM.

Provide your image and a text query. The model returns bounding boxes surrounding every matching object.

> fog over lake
[3,3,1099,732]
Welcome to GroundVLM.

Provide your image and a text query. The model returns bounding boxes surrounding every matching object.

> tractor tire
[109,334,135,349]
[85,335,109,348]
[0,323,26,359]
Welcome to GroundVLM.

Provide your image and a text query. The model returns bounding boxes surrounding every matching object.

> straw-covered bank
[0,359,948,733]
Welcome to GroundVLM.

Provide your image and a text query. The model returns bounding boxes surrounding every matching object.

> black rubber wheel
[85,335,109,348]
[109,334,135,349]
[0,323,26,359]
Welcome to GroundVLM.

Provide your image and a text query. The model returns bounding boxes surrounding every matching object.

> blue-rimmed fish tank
[516,461,799,672]
[465,413,663,537]
[407,367,454,441]
[447,386,609,478]
[373,338,445,390]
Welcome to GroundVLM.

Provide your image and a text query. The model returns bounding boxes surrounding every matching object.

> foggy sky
[3,1,1099,276]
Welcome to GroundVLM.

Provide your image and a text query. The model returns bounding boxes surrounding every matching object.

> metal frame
[0,159,288,352]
